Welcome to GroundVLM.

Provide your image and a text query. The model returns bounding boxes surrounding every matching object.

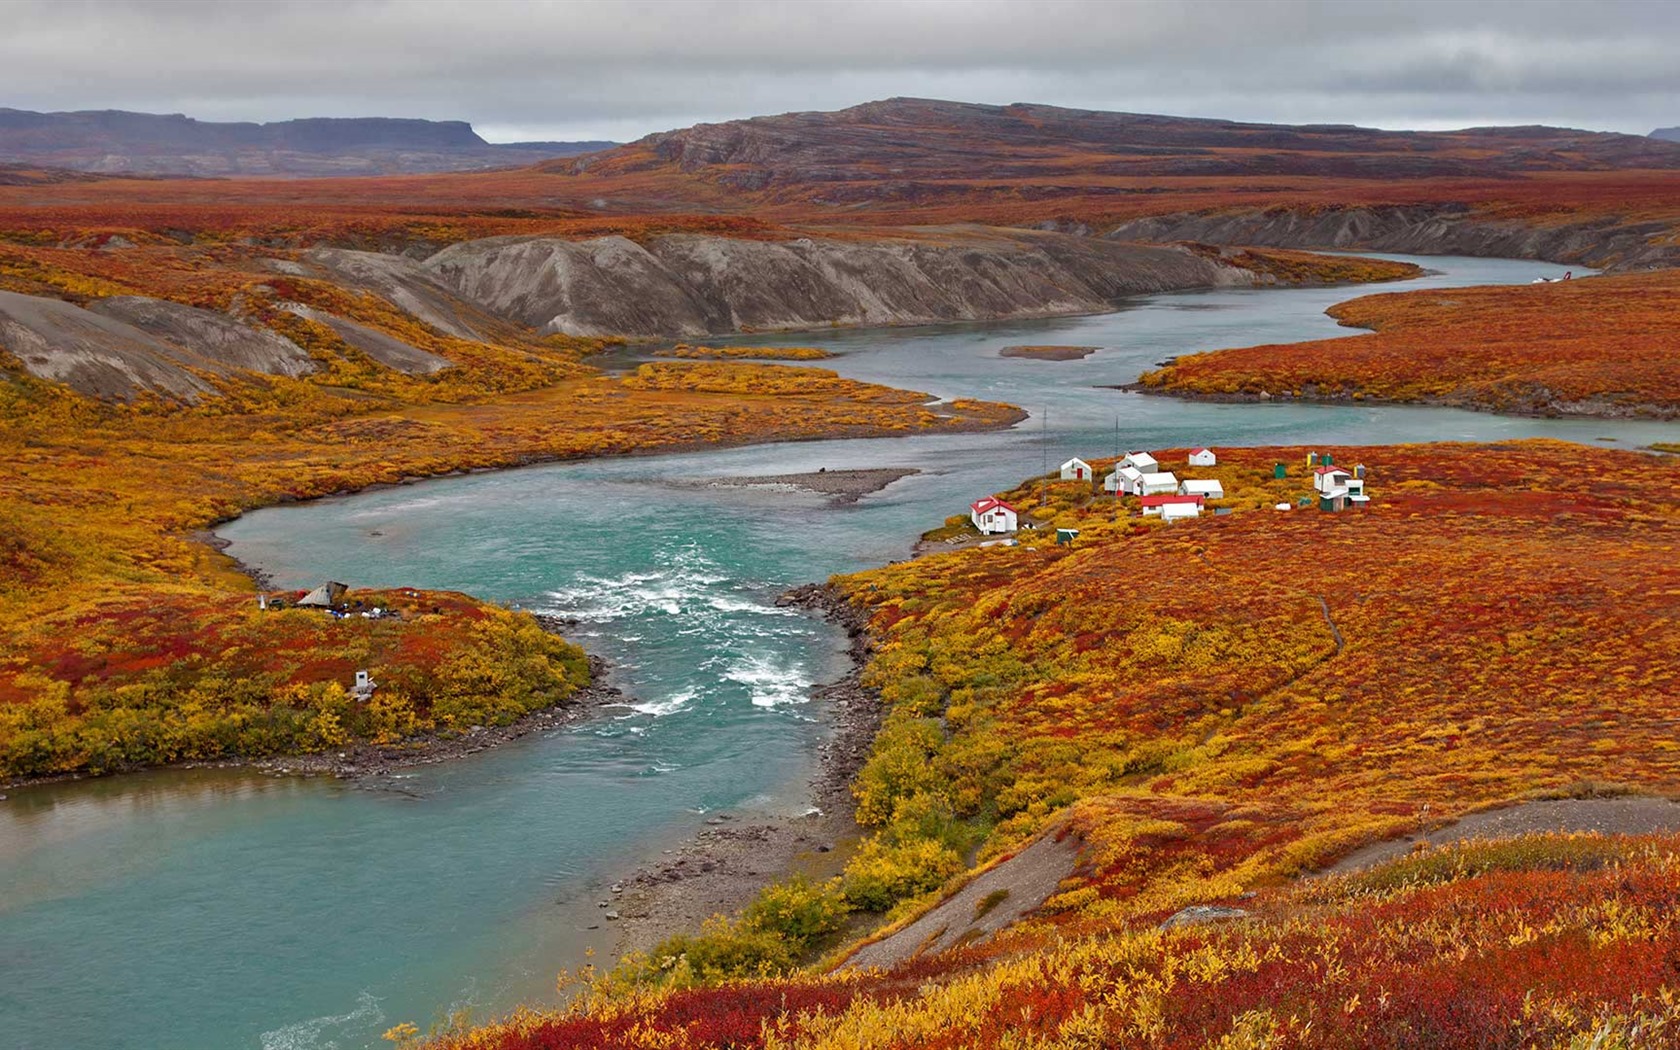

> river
[3,255,1675,1050]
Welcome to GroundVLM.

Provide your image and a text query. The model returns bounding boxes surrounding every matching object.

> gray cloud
[2,0,1676,141]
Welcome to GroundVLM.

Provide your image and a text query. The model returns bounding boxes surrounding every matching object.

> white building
[1121,451,1159,474]
[1188,448,1217,467]
[1179,479,1225,500]
[970,496,1019,534]
[1141,494,1205,519]
[1137,471,1179,496]
[1060,457,1093,482]
[1313,466,1353,494]
[1105,465,1143,495]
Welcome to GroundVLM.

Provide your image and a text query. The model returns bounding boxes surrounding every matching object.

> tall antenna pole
[1041,406,1049,509]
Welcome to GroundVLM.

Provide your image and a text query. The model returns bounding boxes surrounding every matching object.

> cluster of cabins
[969,447,1373,536]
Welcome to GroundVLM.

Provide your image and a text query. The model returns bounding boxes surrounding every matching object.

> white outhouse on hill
[1314,466,1353,494]
[1060,457,1093,482]
[1106,466,1144,495]
[1137,471,1179,496]
[970,496,1019,534]
[1188,448,1217,467]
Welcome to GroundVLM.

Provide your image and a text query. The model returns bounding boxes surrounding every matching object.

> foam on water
[259,991,383,1050]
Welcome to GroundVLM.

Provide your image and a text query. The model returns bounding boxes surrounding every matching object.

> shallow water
[4,255,1675,1050]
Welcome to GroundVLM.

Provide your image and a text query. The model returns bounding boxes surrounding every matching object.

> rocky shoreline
[603,582,883,956]
[1121,381,1677,422]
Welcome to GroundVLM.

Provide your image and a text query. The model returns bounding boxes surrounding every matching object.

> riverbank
[605,583,881,957]
[1131,268,1680,422]
[1122,380,1679,423]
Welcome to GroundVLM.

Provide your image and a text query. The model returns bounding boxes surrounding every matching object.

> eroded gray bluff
[422,227,1263,338]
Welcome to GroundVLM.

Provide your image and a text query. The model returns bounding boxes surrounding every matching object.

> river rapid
[4,255,1676,1050]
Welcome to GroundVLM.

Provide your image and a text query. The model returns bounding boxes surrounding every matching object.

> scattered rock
[1159,905,1251,930]
[604,911,620,921]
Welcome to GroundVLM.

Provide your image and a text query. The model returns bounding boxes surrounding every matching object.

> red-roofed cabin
[1313,466,1353,494]
[970,496,1020,534]
[1139,493,1205,520]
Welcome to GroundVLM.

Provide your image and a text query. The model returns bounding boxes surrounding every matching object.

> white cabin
[1105,465,1143,495]
[1188,448,1217,467]
[970,496,1019,535]
[1120,451,1159,474]
[1313,466,1353,494]
[1179,479,1225,500]
[1161,501,1202,521]
[1060,457,1093,482]
[1141,494,1205,519]
[1137,471,1179,496]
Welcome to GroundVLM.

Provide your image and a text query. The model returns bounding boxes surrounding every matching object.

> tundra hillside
[429,440,1680,1049]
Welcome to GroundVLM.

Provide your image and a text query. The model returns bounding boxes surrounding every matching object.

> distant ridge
[558,97,1680,194]
[1655,127,1680,143]
[0,108,614,177]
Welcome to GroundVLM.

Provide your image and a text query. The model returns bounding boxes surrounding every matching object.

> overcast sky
[3,0,1676,142]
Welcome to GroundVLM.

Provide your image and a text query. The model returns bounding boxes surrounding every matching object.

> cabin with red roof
[970,496,1019,535]
[1188,448,1217,467]
[1139,493,1204,520]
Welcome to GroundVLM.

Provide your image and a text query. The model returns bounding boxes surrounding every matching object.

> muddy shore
[1000,344,1099,361]
[670,467,920,505]
[603,582,882,957]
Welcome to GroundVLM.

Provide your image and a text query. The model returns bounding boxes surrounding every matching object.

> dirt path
[837,829,1082,973]
[1325,796,1680,874]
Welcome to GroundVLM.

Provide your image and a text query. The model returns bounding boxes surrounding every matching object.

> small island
[1000,344,1100,361]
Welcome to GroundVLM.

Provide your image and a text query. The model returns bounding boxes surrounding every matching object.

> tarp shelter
[298,581,349,608]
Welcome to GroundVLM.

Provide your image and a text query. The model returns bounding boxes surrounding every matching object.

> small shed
[1273,463,1288,479]
[1105,465,1144,495]
[1121,451,1159,474]
[1060,457,1093,482]
[1188,448,1217,467]
[970,496,1020,535]
[1179,479,1225,500]
[298,581,349,608]
[351,670,377,700]
[1313,466,1353,494]
[1319,487,1348,512]
[1137,471,1179,496]
[1140,493,1205,518]
[1056,528,1080,546]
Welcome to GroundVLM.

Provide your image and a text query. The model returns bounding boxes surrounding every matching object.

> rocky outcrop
[302,248,491,341]
[1104,205,1680,271]
[89,297,316,378]
[278,304,450,374]
[423,227,1262,338]
[0,290,315,400]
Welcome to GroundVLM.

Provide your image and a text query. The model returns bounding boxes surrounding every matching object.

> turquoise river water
[3,255,1677,1050]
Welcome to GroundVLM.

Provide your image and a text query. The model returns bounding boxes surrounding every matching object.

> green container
[1323,453,1335,466]
[1273,463,1287,479]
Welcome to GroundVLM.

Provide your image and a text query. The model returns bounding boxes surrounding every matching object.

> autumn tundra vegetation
[1138,269,1680,419]
[423,441,1680,1049]
[5,96,1680,1046]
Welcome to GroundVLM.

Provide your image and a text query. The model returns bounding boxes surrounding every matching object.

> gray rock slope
[423,227,1260,338]
[1104,205,1680,271]
[0,290,316,400]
